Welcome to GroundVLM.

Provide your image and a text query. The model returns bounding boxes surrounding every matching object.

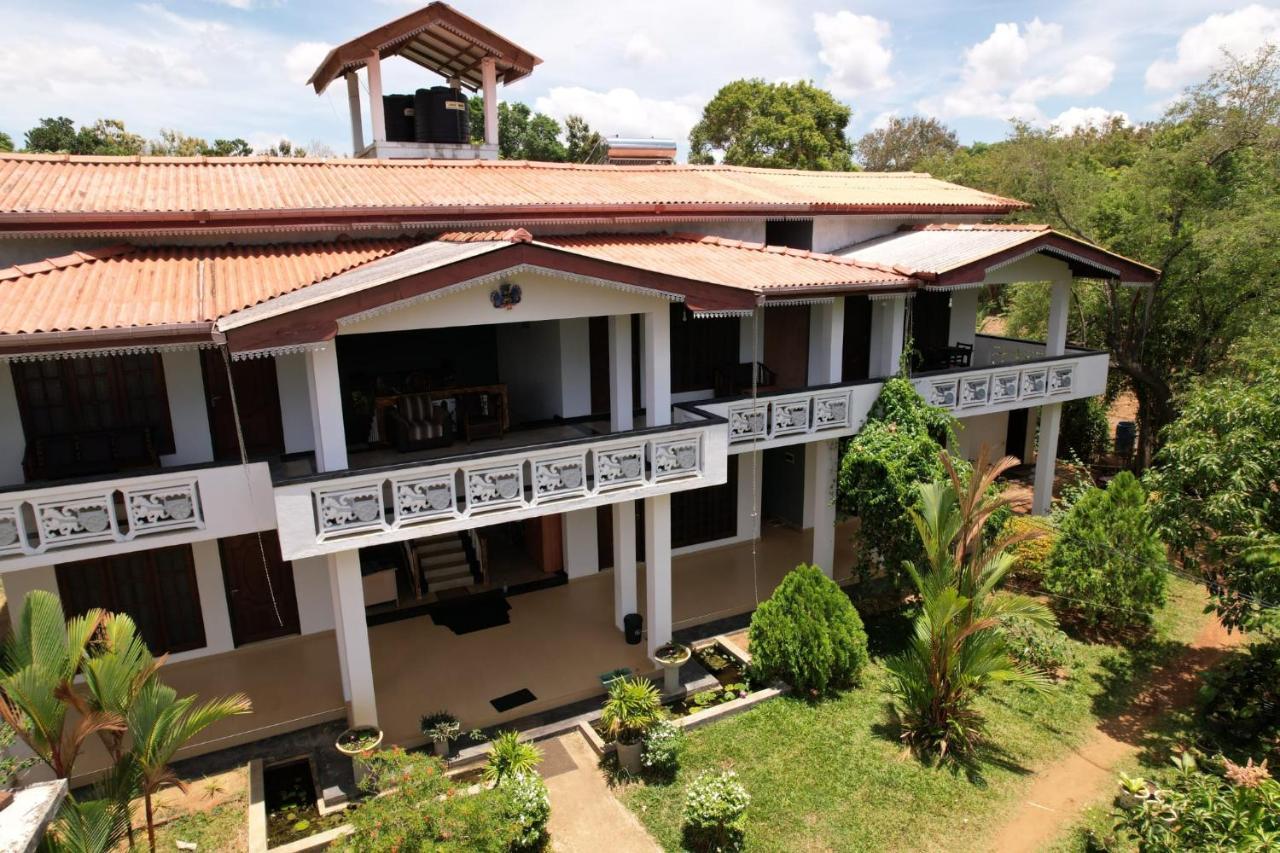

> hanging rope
[220,344,286,629]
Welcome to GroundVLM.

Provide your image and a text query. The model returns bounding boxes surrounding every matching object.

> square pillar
[562,509,599,579]
[948,289,979,349]
[328,550,378,727]
[643,309,671,427]
[737,452,762,541]
[0,366,23,485]
[305,347,347,473]
[366,50,386,144]
[612,502,637,631]
[160,349,214,466]
[868,295,907,377]
[1033,403,1063,516]
[481,57,499,146]
[1046,275,1071,356]
[191,539,234,655]
[608,314,634,432]
[643,494,672,657]
[739,307,765,364]
[345,71,364,155]
[809,439,839,577]
[559,318,593,419]
[807,298,844,386]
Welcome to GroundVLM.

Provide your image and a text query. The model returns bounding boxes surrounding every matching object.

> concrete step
[418,549,467,568]
[429,575,473,593]
[423,563,472,582]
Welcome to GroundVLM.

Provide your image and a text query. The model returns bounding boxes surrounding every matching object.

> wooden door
[220,532,300,646]
[842,296,874,380]
[202,352,286,462]
[763,305,811,390]
[1005,409,1029,464]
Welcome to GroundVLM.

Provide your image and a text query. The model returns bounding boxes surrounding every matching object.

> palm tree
[44,796,133,853]
[81,612,163,762]
[126,681,251,851]
[0,590,122,778]
[886,448,1053,759]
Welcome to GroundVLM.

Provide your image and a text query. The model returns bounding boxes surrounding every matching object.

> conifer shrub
[747,563,869,695]
[1045,471,1168,630]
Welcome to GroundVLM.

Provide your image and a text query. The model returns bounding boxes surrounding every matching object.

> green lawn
[618,577,1207,852]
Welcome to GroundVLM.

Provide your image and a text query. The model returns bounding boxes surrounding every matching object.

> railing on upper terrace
[687,380,885,453]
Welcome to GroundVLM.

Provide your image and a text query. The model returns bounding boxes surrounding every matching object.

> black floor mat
[428,591,511,635]
[491,688,537,713]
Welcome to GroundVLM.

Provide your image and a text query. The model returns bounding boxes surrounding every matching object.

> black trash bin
[624,613,642,646]
[1116,420,1136,456]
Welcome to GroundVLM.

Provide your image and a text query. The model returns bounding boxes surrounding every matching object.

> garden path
[541,730,660,853]
[984,615,1246,852]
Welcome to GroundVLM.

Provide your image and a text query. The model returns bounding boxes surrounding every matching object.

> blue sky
[1,0,1277,156]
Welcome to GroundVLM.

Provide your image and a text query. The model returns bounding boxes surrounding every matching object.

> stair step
[424,563,472,581]
[430,575,473,592]
[419,551,467,568]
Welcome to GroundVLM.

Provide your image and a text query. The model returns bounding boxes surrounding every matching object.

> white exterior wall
[948,289,979,349]
[159,350,214,467]
[496,321,565,423]
[275,353,315,455]
[559,318,593,418]
[293,555,336,635]
[952,411,1009,462]
[0,365,24,487]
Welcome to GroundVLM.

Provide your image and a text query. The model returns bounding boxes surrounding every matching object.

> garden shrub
[748,563,869,695]
[682,770,750,852]
[1057,396,1110,464]
[837,377,955,588]
[1113,752,1280,852]
[485,731,542,783]
[1004,515,1056,583]
[641,719,684,780]
[1045,472,1168,630]
[1197,642,1280,757]
[500,772,551,851]
[1000,613,1074,676]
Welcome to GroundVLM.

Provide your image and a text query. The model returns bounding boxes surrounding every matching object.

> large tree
[466,101,606,163]
[921,49,1280,466]
[0,132,12,153]
[855,115,958,171]
[688,79,855,170]
[24,117,145,155]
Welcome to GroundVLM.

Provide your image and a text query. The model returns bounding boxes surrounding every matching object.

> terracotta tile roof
[536,233,915,292]
[838,223,1158,284]
[0,155,1027,229]
[0,238,417,336]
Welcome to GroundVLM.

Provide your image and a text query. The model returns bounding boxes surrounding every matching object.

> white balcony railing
[0,463,276,569]
[273,419,727,560]
[913,345,1109,416]
[690,381,884,453]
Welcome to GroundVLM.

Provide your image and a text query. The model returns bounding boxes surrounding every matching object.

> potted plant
[335,725,383,758]
[654,641,691,695]
[600,677,662,775]
[420,711,461,757]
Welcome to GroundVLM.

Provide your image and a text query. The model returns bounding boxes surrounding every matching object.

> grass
[141,797,249,853]
[618,576,1207,852]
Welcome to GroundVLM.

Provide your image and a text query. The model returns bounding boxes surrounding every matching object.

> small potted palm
[420,711,461,758]
[654,641,691,695]
[600,677,662,774]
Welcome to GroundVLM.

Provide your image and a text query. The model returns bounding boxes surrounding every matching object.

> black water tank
[1115,420,1137,456]
[382,94,416,142]
[414,86,469,144]
[624,613,642,646]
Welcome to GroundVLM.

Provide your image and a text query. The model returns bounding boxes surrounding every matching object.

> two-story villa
[0,3,1156,782]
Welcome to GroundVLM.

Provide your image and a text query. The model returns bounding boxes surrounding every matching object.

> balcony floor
[62,520,857,784]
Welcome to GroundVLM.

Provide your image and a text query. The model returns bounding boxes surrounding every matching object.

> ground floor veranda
[61,521,857,783]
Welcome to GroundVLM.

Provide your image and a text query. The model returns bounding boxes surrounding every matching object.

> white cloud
[814,11,893,97]
[623,33,667,66]
[869,110,898,131]
[285,41,332,86]
[534,86,703,141]
[1049,106,1131,134]
[917,18,1114,123]
[1145,4,1280,89]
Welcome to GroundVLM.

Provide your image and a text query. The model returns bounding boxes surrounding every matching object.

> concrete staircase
[413,534,474,594]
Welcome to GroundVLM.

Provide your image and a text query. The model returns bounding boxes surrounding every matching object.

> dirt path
[984,617,1246,853]
[541,730,659,853]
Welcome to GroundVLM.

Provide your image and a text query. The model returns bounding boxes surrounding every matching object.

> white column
[1046,274,1072,356]
[327,561,351,702]
[868,295,907,377]
[1,566,59,613]
[366,51,386,145]
[345,71,364,155]
[807,298,844,386]
[948,289,979,349]
[1033,403,1063,516]
[737,452,762,541]
[810,439,839,576]
[562,509,599,579]
[305,347,347,472]
[328,550,377,726]
[481,57,499,146]
[294,555,336,635]
[643,309,671,427]
[275,353,315,455]
[558,318,592,419]
[191,539,234,654]
[739,307,765,364]
[0,365,26,486]
[159,349,214,466]
[608,314,633,432]
[612,502,637,630]
[643,494,672,657]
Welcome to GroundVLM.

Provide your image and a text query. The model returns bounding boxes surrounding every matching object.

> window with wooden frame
[56,545,206,655]
[11,353,175,454]
[669,304,741,394]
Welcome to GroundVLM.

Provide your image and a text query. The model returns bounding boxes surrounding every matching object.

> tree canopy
[918,48,1280,466]
[688,79,855,170]
[855,115,958,171]
[467,100,607,162]
[18,115,259,158]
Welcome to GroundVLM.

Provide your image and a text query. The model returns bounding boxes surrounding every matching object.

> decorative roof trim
[0,341,215,363]
[763,297,835,307]
[230,342,328,362]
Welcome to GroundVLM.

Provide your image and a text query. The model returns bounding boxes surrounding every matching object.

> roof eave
[0,323,217,358]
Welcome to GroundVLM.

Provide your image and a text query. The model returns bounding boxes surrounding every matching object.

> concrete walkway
[541,730,659,853]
